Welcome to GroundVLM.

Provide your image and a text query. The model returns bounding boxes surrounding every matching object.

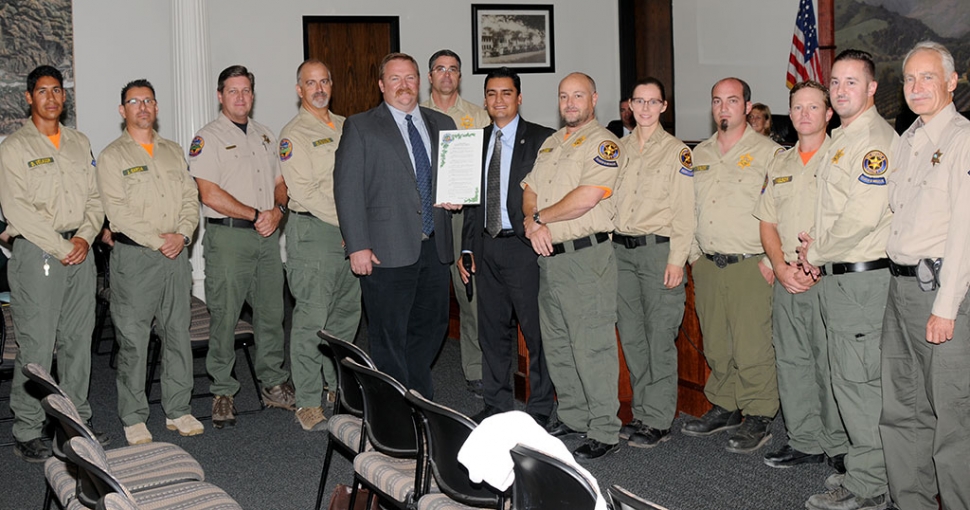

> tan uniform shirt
[96,130,199,251]
[807,106,897,266]
[0,121,103,260]
[278,108,344,226]
[420,95,490,130]
[887,103,970,318]
[690,128,782,262]
[521,121,624,243]
[613,127,696,266]
[187,113,280,217]
[754,137,830,263]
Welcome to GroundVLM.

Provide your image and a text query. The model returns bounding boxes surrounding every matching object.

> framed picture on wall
[471,4,555,74]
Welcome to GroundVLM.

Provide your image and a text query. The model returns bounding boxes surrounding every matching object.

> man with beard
[682,77,781,454]
[797,49,896,510]
[420,49,490,397]
[522,72,625,460]
[0,65,106,462]
[97,79,202,444]
[333,53,457,398]
[279,60,361,431]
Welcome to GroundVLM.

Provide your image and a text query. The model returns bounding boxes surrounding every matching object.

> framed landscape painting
[471,4,555,74]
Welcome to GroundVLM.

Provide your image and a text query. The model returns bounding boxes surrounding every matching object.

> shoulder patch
[679,167,694,177]
[774,147,785,157]
[862,150,888,177]
[312,138,334,147]
[122,165,148,176]
[773,175,792,185]
[279,138,293,162]
[27,157,54,168]
[594,140,620,167]
[679,147,692,169]
[760,174,769,194]
[189,136,204,157]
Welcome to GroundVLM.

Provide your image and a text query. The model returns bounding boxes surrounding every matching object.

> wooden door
[303,16,400,117]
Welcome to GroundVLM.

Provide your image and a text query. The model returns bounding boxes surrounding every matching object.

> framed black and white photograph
[471,4,555,74]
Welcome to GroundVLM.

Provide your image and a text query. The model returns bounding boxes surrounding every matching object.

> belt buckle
[714,254,728,269]
[624,236,637,249]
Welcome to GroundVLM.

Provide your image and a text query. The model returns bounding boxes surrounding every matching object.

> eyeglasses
[630,98,663,108]
[432,66,460,75]
[124,98,156,106]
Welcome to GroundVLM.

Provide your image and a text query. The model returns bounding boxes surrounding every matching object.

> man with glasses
[278,60,361,432]
[0,65,106,462]
[97,79,202,445]
[189,65,293,428]
[420,49,490,397]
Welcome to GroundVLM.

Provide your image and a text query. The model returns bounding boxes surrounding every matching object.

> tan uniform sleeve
[174,150,200,239]
[668,146,695,266]
[96,148,165,251]
[580,139,622,191]
[279,131,329,220]
[0,139,74,258]
[933,141,970,318]
[187,132,220,184]
[77,137,104,246]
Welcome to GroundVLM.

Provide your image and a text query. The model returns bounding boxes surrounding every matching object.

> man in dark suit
[458,67,555,425]
[606,98,634,138]
[333,53,458,398]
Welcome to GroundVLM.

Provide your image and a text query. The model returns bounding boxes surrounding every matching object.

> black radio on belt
[916,258,943,292]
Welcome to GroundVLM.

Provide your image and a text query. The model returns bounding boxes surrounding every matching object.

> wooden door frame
[302,16,401,61]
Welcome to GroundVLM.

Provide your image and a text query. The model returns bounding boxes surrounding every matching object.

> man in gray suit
[333,52,458,398]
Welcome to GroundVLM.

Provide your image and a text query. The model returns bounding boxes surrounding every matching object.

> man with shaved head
[279,59,361,432]
[682,77,782,455]
[522,72,626,460]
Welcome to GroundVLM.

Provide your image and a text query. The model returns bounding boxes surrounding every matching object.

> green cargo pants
[451,211,481,381]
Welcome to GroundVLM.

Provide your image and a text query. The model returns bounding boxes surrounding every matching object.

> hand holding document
[436,129,484,205]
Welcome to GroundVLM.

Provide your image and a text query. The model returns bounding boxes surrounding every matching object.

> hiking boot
[296,406,328,432]
[261,381,296,410]
[628,427,671,449]
[681,405,742,437]
[824,473,845,491]
[806,486,889,510]
[166,415,204,437]
[725,415,772,453]
[124,422,153,445]
[466,379,484,398]
[212,395,236,429]
[86,419,110,446]
[324,390,337,410]
[619,419,643,440]
[573,438,619,460]
[13,437,52,463]
[828,453,847,474]
[545,419,586,439]
[764,444,824,468]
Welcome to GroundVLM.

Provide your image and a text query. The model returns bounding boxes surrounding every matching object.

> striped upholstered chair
[341,358,433,510]
[62,436,242,510]
[96,493,140,510]
[313,330,375,510]
[40,393,205,510]
[406,390,506,510]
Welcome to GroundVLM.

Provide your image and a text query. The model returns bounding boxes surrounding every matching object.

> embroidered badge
[312,138,334,147]
[679,167,694,177]
[224,145,237,150]
[279,139,293,162]
[27,157,54,168]
[737,153,753,168]
[832,148,845,164]
[679,148,693,169]
[773,176,792,184]
[461,115,474,129]
[262,134,271,145]
[122,165,148,176]
[538,148,553,154]
[931,149,942,166]
[594,140,620,167]
[694,165,710,172]
[572,136,587,148]
[760,174,769,194]
[862,150,888,176]
[774,147,786,157]
[189,136,204,157]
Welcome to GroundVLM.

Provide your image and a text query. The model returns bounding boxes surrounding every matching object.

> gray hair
[903,41,955,77]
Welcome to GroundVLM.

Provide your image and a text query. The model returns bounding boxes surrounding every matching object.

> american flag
[786,0,823,89]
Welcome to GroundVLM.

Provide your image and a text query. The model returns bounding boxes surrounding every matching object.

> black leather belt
[819,258,890,276]
[206,217,255,229]
[705,252,762,269]
[612,232,670,248]
[888,260,918,277]
[551,232,610,256]
[112,233,142,247]
[292,210,315,217]
[12,229,77,244]
[488,229,516,238]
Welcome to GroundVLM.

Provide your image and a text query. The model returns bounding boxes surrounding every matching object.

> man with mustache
[880,41,970,510]
[0,65,106,462]
[189,65,294,428]
[797,49,896,510]
[682,77,781,454]
[420,49,490,398]
[522,72,626,460]
[96,79,202,444]
[278,60,361,432]
[334,53,457,398]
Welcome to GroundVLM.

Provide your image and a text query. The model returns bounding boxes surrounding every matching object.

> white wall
[673,0,801,140]
[73,0,621,154]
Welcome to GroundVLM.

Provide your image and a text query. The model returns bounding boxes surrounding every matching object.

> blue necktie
[406,114,435,236]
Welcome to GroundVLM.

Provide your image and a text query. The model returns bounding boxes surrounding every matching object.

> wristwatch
[182,235,191,246]
[533,211,543,225]
[278,204,288,215]
[253,209,260,222]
